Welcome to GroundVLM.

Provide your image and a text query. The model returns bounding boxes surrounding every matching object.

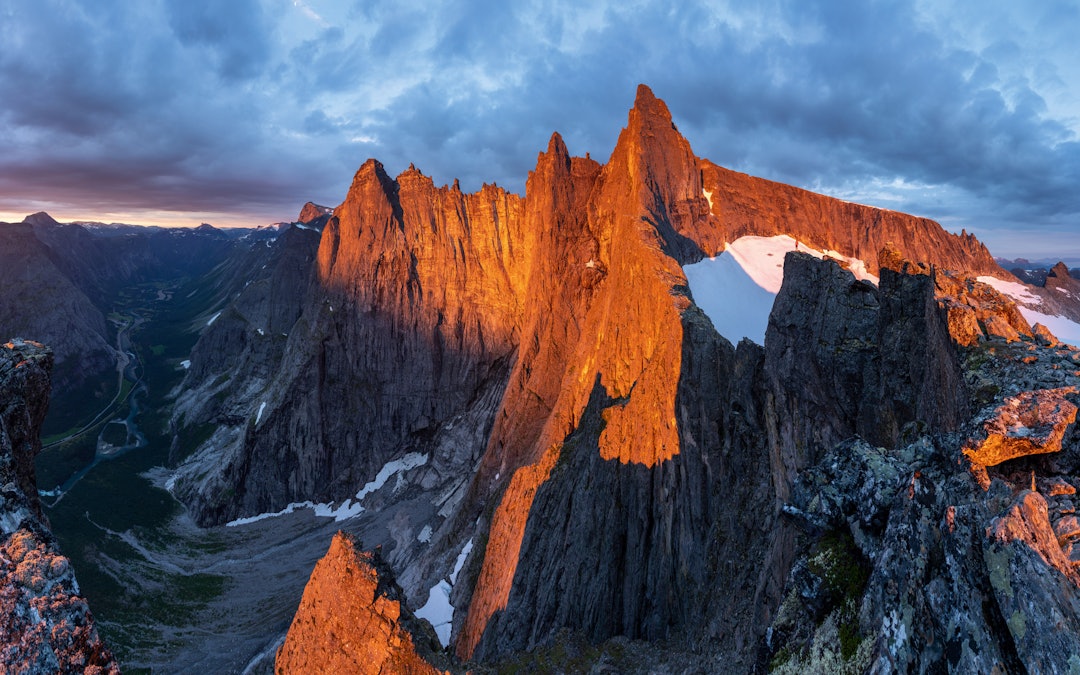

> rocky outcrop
[0,339,119,673]
[765,251,967,462]
[965,387,1078,466]
[275,532,444,674]
[767,311,1080,673]
[935,271,1033,346]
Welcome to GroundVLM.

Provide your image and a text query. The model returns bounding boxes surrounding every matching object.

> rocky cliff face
[275,532,445,674]
[769,329,1080,673]
[169,85,1059,671]
[0,339,119,673]
[172,169,526,526]
[694,163,1002,277]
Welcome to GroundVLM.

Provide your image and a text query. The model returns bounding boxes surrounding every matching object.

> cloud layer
[1,0,1077,256]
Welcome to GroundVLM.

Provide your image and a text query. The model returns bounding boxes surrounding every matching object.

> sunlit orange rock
[458,85,700,659]
[696,165,1001,277]
[934,272,1033,346]
[964,387,1078,466]
[275,532,443,675]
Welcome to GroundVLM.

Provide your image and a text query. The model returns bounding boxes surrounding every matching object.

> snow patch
[415,580,454,646]
[207,311,222,326]
[226,500,317,526]
[976,276,1080,346]
[976,276,1042,306]
[415,537,473,647]
[180,360,191,370]
[225,452,429,527]
[417,525,432,543]
[354,452,428,503]
[703,188,714,210]
[255,401,267,425]
[684,235,877,345]
[1017,308,1080,347]
[257,328,265,336]
[450,538,473,585]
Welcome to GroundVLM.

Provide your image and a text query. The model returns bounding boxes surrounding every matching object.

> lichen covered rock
[0,339,119,674]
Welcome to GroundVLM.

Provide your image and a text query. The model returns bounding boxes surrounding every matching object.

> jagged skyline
[0,0,1078,258]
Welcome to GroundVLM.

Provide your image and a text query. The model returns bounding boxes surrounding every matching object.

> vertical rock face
[174,163,528,524]
[276,532,443,674]
[0,339,119,674]
[460,84,712,659]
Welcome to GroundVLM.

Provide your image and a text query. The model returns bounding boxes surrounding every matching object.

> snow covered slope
[684,235,877,345]
[978,276,1080,346]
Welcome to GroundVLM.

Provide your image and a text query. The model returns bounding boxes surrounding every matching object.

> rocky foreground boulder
[0,339,118,674]
[768,258,1080,673]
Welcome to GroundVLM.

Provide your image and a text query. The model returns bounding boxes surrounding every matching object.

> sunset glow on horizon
[2,1,1079,256]
[0,208,281,230]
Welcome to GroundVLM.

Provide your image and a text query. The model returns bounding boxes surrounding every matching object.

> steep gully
[159,83,1080,673]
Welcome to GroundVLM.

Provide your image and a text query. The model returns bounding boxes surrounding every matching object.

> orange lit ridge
[458,230,691,658]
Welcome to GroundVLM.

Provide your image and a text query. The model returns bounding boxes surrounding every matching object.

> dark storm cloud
[164,0,272,81]
[0,0,1077,255]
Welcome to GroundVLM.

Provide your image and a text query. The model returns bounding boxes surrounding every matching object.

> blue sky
[1,0,1078,258]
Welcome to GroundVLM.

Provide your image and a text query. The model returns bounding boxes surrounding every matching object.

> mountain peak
[22,211,60,227]
[1049,261,1072,279]
[275,532,441,673]
[546,131,568,157]
[630,83,675,131]
[297,201,333,223]
[633,83,661,110]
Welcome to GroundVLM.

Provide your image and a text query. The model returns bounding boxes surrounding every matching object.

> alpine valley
[5,86,1080,673]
